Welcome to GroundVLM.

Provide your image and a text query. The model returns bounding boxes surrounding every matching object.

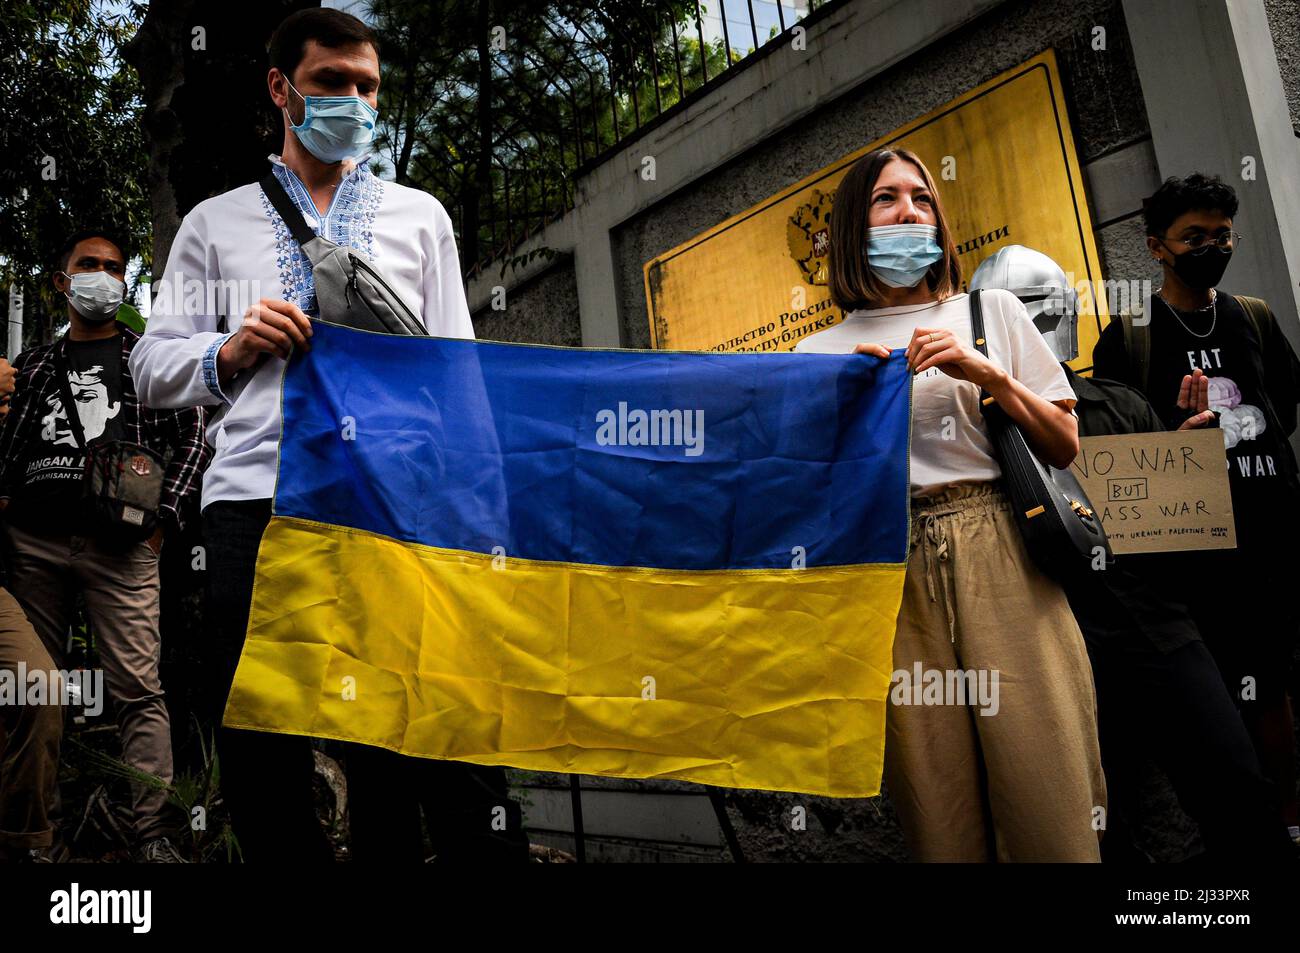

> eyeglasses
[1161,230,1243,253]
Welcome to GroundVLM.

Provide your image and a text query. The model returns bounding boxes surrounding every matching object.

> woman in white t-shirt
[797,149,1104,862]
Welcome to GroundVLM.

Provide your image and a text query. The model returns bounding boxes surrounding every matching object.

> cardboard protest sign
[1069,430,1236,554]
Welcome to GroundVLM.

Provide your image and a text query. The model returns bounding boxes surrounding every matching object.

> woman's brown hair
[827,149,962,311]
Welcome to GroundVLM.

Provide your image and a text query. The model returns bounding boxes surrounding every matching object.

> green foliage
[66,722,241,863]
[607,32,733,136]
[163,726,241,863]
[115,299,146,331]
[498,245,557,280]
[0,0,149,346]
[370,1,742,272]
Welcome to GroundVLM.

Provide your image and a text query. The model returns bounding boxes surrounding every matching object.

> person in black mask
[1093,173,1300,850]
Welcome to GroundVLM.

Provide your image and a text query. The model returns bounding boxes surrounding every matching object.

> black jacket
[1068,368,1173,439]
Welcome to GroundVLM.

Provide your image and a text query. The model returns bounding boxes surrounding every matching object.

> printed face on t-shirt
[38,365,121,446]
[68,367,121,441]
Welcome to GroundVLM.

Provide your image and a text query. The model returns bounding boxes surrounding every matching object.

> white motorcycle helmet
[969,245,1080,362]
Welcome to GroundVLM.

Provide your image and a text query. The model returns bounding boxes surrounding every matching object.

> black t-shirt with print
[1093,292,1300,553]
[8,335,124,533]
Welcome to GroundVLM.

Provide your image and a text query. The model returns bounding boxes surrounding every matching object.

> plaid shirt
[0,326,210,531]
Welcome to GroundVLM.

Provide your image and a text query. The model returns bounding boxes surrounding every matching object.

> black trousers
[203,500,528,863]
[1087,636,1292,861]
[346,745,528,862]
[204,500,333,862]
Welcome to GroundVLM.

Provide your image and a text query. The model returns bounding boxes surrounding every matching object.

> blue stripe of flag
[274,322,911,570]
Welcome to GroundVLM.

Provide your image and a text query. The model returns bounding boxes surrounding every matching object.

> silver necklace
[1157,288,1217,339]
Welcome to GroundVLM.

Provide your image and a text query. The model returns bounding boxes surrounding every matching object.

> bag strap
[969,289,988,352]
[1120,307,1150,394]
[968,290,996,409]
[1232,293,1290,439]
[51,342,87,452]
[260,172,318,248]
[1233,294,1269,344]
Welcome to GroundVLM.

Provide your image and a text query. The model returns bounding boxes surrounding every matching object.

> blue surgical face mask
[866,223,944,288]
[284,77,378,164]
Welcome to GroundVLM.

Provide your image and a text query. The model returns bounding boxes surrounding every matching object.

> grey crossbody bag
[260,173,427,336]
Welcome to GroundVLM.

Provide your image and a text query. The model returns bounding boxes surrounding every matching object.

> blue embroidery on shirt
[258,162,384,317]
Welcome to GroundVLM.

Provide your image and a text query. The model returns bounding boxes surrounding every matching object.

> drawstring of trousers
[914,507,960,643]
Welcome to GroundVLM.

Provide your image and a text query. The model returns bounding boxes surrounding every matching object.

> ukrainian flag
[223,323,911,798]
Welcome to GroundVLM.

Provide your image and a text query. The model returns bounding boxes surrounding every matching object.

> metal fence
[466,0,836,276]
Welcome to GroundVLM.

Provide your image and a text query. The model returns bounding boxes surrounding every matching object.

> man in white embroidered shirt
[131,8,527,863]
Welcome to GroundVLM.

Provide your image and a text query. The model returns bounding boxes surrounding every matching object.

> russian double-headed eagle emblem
[787,189,834,286]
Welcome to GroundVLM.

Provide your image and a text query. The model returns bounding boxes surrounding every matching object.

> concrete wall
[471,254,581,346]
[466,0,1014,344]
[474,0,1300,357]
[614,0,1159,350]
[467,0,1184,356]
[1125,0,1300,470]
[1265,0,1300,134]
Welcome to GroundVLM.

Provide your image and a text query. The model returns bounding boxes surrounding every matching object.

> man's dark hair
[1143,173,1239,237]
[268,8,380,83]
[55,228,128,272]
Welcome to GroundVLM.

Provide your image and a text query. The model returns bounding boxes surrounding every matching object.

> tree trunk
[123,0,320,279]
[461,0,493,271]
[393,27,419,184]
[122,0,194,280]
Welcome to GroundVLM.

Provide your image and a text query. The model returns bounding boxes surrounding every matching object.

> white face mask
[61,270,125,323]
